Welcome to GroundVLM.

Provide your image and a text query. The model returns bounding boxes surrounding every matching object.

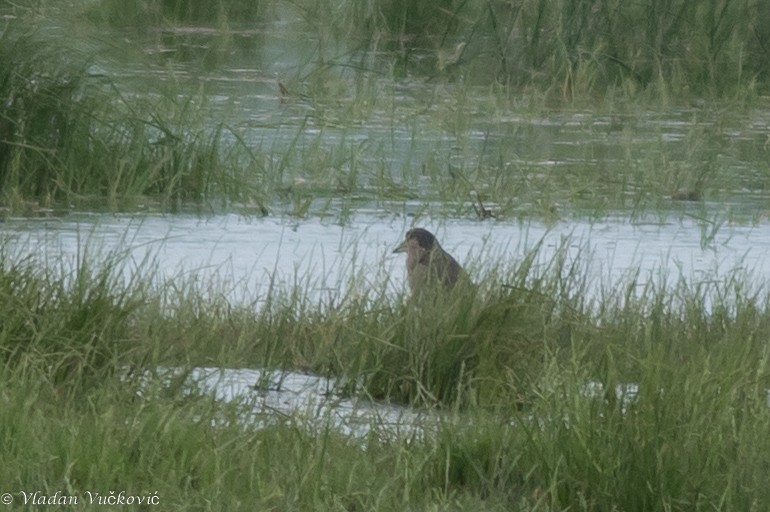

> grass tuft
[1,232,770,508]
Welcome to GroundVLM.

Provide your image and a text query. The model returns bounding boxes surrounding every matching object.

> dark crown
[406,228,436,249]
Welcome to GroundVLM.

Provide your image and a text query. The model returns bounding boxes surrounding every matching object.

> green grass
[2,2,770,219]
[2,1,770,509]
[0,17,268,213]
[287,0,770,98]
[1,233,770,510]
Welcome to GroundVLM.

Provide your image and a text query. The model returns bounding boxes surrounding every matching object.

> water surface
[3,211,768,306]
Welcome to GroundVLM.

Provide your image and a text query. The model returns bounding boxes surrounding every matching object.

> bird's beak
[392,240,408,253]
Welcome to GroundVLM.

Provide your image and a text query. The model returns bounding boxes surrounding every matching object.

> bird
[393,228,466,293]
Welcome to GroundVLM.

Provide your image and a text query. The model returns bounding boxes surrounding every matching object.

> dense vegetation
[1,239,769,510]
[1,0,769,214]
[2,1,770,510]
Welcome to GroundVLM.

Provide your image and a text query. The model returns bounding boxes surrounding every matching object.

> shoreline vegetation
[2,235,770,510]
[2,1,770,510]
[1,0,769,219]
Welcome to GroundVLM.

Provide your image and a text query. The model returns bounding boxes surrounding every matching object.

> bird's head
[393,228,437,254]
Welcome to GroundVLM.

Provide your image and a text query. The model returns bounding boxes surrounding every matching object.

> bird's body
[393,228,465,293]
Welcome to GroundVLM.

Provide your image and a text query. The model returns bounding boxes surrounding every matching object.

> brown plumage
[393,228,465,293]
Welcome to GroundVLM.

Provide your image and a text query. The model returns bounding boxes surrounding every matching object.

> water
[7,14,770,435]
[2,210,769,306]
[93,20,770,209]
[145,366,434,439]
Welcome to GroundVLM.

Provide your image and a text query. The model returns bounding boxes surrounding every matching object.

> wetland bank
[2,1,770,510]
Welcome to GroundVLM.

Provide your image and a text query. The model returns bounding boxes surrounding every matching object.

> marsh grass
[67,0,770,100]
[0,23,267,213]
[0,242,153,394]
[283,0,770,98]
[3,3,770,221]
[2,233,770,509]
[2,1,770,509]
